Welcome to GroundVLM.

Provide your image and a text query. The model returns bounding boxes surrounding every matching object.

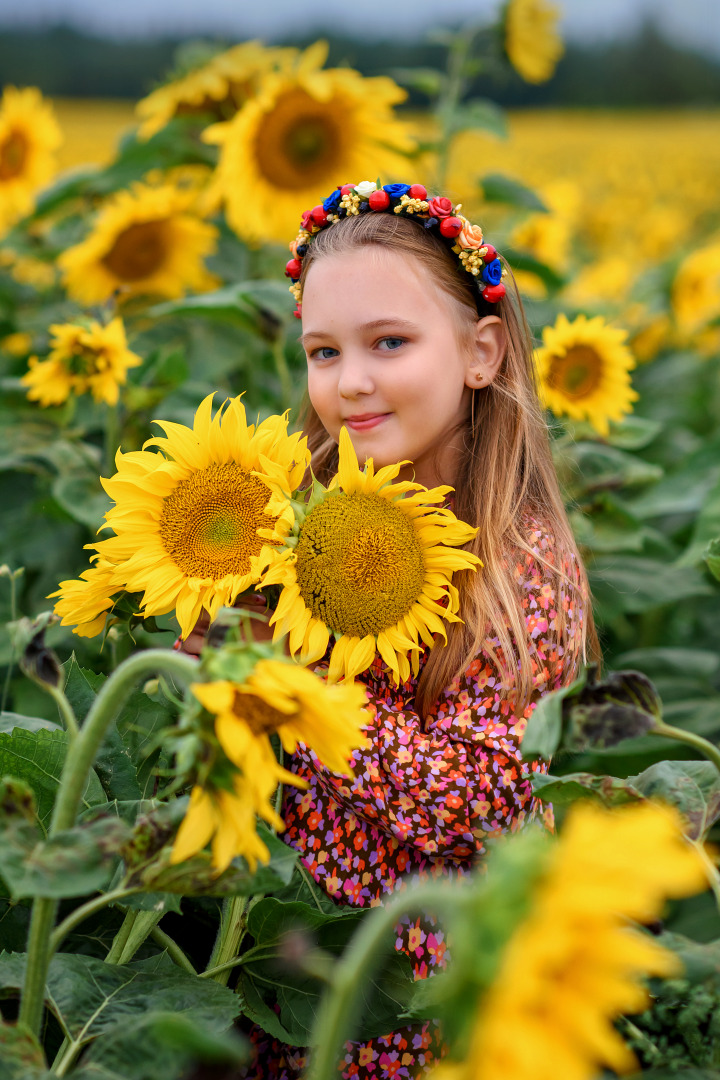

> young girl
[190,183,596,1078]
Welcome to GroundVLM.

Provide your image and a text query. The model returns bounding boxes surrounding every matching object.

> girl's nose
[337,357,374,399]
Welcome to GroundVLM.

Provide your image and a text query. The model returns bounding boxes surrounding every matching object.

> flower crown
[285,180,507,319]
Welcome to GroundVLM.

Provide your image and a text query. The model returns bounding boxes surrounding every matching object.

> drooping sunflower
[136,40,296,140]
[21,317,142,407]
[260,428,480,684]
[0,86,62,235]
[202,42,414,244]
[53,395,310,640]
[502,0,564,85]
[58,181,219,305]
[49,557,123,639]
[432,801,707,1080]
[534,313,638,436]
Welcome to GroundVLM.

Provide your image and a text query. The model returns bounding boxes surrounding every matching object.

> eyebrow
[300,318,419,346]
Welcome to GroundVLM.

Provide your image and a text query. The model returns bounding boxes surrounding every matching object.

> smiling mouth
[343,413,390,430]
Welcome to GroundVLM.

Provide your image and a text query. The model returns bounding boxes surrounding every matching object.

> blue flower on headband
[383,183,411,200]
[323,188,343,213]
[482,258,502,286]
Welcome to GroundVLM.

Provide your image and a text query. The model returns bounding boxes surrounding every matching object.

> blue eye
[311,346,338,360]
[378,337,405,351]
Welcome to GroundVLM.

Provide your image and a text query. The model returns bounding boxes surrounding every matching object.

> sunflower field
[0,3,720,1077]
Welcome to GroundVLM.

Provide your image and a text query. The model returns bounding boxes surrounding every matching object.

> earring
[470,387,477,434]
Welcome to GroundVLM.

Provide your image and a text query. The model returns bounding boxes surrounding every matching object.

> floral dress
[241,525,585,1078]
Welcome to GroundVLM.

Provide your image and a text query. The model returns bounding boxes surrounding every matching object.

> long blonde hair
[297,211,598,719]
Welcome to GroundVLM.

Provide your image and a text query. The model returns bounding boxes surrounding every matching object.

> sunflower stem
[654,721,720,777]
[49,886,142,957]
[48,683,80,741]
[104,402,120,478]
[104,909,139,964]
[207,894,253,986]
[150,925,197,975]
[18,648,198,1039]
[271,334,293,411]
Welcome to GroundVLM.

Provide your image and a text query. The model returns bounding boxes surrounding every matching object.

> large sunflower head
[57,181,219,305]
[68,395,310,639]
[136,41,297,140]
[0,86,62,235]
[534,313,639,436]
[502,0,564,85]
[260,428,480,684]
[202,42,414,244]
[21,317,141,407]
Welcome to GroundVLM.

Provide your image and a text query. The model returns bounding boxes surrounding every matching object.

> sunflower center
[64,345,103,377]
[0,130,28,181]
[159,463,277,580]
[255,89,344,189]
[546,345,602,400]
[235,692,291,736]
[294,492,426,638]
[102,220,169,282]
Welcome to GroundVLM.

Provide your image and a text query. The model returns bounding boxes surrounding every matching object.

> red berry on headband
[482,283,506,303]
[439,216,463,238]
[368,189,391,211]
[483,244,497,261]
[285,258,302,279]
[409,183,427,200]
[340,183,355,195]
[311,205,328,226]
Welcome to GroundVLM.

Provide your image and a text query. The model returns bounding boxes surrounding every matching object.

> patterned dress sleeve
[295,526,586,862]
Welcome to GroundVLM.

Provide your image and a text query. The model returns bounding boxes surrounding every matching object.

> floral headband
[285,180,507,318]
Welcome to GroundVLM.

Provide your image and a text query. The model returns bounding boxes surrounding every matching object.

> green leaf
[444,100,507,140]
[678,475,720,568]
[601,415,663,450]
[479,173,547,211]
[0,728,105,832]
[51,471,110,530]
[629,761,720,840]
[0,1018,47,1080]
[390,67,445,97]
[589,557,712,619]
[501,248,566,291]
[705,537,720,582]
[0,814,130,899]
[149,281,290,339]
[521,668,588,761]
[531,771,644,808]
[0,951,239,1055]
[0,712,60,735]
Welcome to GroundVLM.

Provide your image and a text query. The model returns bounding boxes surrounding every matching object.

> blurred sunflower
[502,0,564,84]
[202,42,414,243]
[49,557,122,639]
[261,428,480,684]
[432,801,707,1080]
[58,181,219,304]
[58,395,310,639]
[0,86,62,235]
[535,313,638,436]
[22,317,141,407]
[510,211,571,272]
[672,240,720,335]
[136,41,295,140]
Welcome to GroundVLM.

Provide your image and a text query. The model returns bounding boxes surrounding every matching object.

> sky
[1,0,719,57]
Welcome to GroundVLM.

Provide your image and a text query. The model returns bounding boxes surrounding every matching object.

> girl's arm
[297,536,585,859]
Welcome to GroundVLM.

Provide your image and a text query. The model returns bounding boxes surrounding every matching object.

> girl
[188,184,596,1078]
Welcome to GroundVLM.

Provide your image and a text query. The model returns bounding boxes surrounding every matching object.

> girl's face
[301,247,485,488]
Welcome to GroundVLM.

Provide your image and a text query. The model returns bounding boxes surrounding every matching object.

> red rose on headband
[427,196,453,219]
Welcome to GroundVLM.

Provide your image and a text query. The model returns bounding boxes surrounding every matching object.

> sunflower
[260,428,480,684]
[202,42,414,244]
[58,181,219,305]
[672,240,720,335]
[0,86,62,235]
[170,776,282,874]
[49,557,122,639]
[534,313,638,436]
[503,0,564,85]
[433,801,707,1080]
[70,395,309,640]
[22,317,142,407]
[136,41,296,140]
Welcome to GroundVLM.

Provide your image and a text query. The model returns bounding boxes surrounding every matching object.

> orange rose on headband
[457,217,484,250]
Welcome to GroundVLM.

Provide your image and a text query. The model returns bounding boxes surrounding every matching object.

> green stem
[104,402,120,478]
[104,909,139,964]
[18,649,198,1038]
[306,883,460,1080]
[150,925,197,975]
[114,910,164,965]
[271,335,293,411]
[654,720,720,775]
[207,895,251,986]
[48,684,80,740]
[692,838,720,915]
[1,568,22,713]
[49,886,142,956]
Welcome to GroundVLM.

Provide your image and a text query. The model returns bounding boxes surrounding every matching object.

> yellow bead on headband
[285,180,507,318]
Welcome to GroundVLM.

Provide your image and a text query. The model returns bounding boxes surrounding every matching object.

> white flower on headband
[355,180,378,199]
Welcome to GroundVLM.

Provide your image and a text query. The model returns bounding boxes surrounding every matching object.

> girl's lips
[344,413,390,431]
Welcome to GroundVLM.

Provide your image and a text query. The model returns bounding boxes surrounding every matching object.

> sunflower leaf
[706,537,720,582]
[532,771,644,808]
[479,173,547,211]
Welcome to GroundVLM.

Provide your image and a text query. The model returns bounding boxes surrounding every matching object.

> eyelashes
[309,337,408,361]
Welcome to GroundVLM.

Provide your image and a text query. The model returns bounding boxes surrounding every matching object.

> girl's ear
[465,316,506,389]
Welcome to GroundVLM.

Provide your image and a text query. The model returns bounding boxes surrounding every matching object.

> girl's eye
[377,337,406,352]
[310,346,339,361]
